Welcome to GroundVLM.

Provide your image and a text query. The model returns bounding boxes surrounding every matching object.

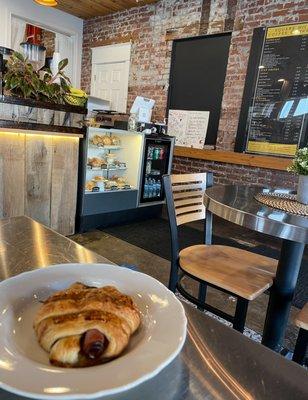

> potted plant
[3,51,87,107]
[288,147,308,204]
[3,52,71,103]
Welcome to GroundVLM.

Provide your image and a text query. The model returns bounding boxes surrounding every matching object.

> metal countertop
[0,216,307,400]
[204,185,308,243]
[0,216,112,281]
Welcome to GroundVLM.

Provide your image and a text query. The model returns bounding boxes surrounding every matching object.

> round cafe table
[204,185,308,352]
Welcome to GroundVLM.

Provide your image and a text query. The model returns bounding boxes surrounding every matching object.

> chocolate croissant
[34,283,141,367]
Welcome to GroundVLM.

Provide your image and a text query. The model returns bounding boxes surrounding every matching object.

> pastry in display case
[85,180,97,192]
[84,128,141,193]
[90,134,121,148]
[77,125,175,233]
[87,157,107,169]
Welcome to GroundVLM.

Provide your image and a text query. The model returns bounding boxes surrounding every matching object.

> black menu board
[245,23,308,157]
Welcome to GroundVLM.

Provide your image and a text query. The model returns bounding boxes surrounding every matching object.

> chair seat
[295,303,308,331]
[179,245,277,300]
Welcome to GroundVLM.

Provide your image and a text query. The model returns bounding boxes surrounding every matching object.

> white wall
[0,0,83,86]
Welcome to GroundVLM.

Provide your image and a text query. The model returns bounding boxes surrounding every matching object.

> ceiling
[55,0,158,19]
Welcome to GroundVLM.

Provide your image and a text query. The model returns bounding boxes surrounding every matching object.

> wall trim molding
[174,147,292,171]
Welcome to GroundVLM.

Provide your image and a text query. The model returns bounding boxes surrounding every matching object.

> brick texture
[82,0,203,121]
[81,0,304,188]
[172,156,297,189]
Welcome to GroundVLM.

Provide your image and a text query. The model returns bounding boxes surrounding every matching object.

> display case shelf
[89,145,122,150]
[86,167,127,171]
[85,187,135,194]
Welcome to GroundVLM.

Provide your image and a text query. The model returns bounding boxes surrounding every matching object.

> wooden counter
[0,130,81,236]
[174,146,292,171]
[0,96,86,236]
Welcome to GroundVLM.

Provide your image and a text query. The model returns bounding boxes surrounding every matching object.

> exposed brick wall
[172,157,297,189]
[81,0,304,188]
[82,0,203,121]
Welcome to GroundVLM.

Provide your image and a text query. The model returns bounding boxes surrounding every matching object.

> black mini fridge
[139,135,175,204]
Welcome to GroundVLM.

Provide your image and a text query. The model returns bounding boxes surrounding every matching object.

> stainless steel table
[204,185,308,351]
[1,216,308,400]
[0,216,113,281]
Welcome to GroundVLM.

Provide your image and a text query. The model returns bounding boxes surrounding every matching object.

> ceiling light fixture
[34,0,58,7]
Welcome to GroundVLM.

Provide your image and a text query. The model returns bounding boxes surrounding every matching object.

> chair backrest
[163,172,213,265]
[164,173,210,226]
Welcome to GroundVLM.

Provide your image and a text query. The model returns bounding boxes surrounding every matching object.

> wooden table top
[0,216,113,280]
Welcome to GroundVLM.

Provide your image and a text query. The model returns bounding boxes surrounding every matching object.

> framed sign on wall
[167,109,210,149]
[235,22,308,157]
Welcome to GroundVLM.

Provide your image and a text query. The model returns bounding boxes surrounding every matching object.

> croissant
[34,283,141,368]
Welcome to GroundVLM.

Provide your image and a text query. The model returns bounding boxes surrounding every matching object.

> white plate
[0,264,187,399]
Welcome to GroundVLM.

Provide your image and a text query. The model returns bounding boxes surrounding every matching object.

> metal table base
[204,185,308,352]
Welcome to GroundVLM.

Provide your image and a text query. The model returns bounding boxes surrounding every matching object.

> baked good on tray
[90,135,113,147]
[93,175,107,182]
[34,283,141,368]
[88,157,107,168]
[85,180,97,191]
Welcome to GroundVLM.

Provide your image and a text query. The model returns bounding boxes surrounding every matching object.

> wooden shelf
[0,126,83,138]
[174,147,292,171]
[0,95,87,114]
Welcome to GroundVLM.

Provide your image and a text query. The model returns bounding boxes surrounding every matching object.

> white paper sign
[168,109,210,148]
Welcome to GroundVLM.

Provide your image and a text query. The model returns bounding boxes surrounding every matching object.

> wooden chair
[163,173,278,332]
[292,303,308,365]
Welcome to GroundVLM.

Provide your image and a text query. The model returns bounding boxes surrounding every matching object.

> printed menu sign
[168,109,210,149]
[246,23,308,157]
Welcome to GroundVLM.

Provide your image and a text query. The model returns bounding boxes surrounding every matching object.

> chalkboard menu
[236,23,308,157]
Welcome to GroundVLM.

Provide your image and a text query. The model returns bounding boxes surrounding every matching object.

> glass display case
[85,127,143,194]
[77,127,175,232]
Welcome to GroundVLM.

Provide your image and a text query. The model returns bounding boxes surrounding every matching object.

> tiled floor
[71,221,301,351]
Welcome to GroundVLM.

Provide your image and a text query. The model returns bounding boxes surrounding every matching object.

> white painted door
[91,62,127,112]
[91,43,131,113]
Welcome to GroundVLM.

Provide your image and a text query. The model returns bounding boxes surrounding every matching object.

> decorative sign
[245,22,308,157]
[168,109,210,149]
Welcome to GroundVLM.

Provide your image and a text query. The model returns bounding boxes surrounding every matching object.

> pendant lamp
[34,0,58,6]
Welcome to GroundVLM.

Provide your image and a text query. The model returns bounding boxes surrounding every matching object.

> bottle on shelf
[157,180,161,197]
[153,179,157,198]
[144,178,149,199]
[147,146,153,160]
[146,160,152,175]
[148,179,154,198]
[128,113,138,131]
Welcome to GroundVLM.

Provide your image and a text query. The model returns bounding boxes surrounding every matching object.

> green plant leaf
[4,51,73,105]
[13,52,25,62]
[58,58,68,71]
[60,77,70,92]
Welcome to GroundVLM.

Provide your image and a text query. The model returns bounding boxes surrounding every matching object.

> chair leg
[233,297,249,333]
[168,261,179,293]
[197,282,207,311]
[292,328,308,365]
